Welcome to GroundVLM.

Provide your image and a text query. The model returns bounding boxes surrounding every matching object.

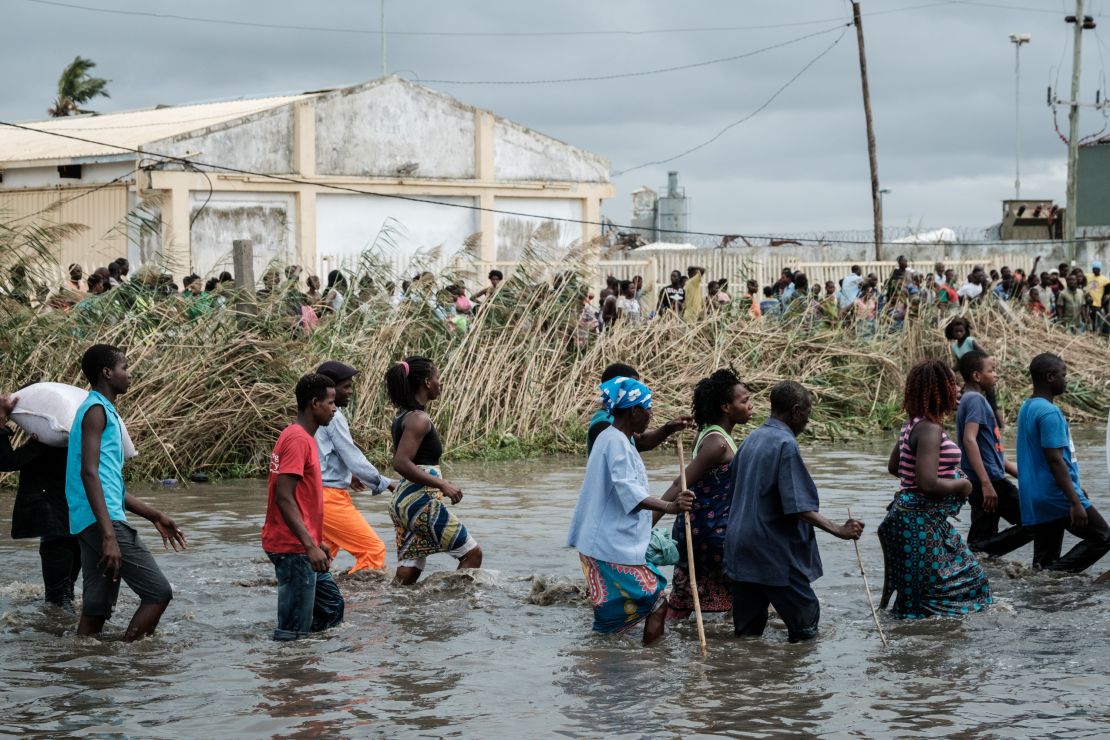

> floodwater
[1,431,1108,738]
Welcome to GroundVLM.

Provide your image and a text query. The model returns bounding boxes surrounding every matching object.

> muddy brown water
[0,431,1107,737]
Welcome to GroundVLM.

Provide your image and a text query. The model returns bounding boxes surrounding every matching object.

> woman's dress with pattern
[878,417,992,619]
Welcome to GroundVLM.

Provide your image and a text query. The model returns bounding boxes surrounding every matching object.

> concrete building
[1077,135,1110,237]
[0,76,613,283]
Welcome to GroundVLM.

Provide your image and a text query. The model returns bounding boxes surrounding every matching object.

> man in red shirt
[262,373,343,641]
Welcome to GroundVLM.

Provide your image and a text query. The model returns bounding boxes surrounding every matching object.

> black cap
[315,360,359,383]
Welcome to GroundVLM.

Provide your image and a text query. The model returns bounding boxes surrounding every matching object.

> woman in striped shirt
[877,360,992,619]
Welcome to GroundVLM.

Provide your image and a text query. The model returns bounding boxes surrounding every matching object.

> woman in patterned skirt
[567,375,693,645]
[386,356,482,585]
[878,360,992,619]
[661,368,752,619]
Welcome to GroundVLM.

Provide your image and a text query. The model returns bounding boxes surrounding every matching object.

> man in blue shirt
[1017,353,1110,571]
[723,381,864,642]
[67,344,187,641]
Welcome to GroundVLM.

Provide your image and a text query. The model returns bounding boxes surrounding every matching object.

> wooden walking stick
[847,506,888,649]
[677,438,708,657]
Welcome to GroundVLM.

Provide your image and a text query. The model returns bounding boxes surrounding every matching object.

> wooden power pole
[853,2,883,260]
[1064,0,1087,248]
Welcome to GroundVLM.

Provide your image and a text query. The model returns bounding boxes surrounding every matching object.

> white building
[0,76,613,282]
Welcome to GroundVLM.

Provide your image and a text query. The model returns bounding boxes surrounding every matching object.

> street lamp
[879,188,891,234]
[1010,33,1031,199]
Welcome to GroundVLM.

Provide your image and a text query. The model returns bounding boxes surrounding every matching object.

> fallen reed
[2,274,1107,481]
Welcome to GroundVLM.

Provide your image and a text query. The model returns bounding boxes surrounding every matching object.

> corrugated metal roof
[0,95,309,166]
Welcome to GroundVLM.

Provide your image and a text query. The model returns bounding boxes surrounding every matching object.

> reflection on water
[0,430,1106,736]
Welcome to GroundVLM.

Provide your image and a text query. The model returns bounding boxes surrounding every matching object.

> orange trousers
[321,487,387,572]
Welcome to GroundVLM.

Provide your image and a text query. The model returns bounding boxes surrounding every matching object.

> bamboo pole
[677,438,708,657]
[847,505,888,649]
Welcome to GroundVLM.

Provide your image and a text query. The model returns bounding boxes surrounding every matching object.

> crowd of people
[578,255,1110,340]
[1,328,1106,647]
[1,257,500,339]
[5,253,1110,346]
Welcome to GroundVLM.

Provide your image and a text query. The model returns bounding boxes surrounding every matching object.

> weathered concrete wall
[0,161,136,190]
[315,192,478,277]
[154,108,295,174]
[314,79,475,179]
[1077,143,1110,229]
[494,197,582,261]
[189,192,295,280]
[494,120,609,183]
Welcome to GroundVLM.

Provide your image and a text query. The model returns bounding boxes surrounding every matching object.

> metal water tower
[656,171,689,243]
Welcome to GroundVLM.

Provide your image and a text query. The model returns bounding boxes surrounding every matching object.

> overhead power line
[421,24,850,85]
[5,167,139,223]
[1,120,1097,248]
[21,0,1009,38]
[614,26,850,176]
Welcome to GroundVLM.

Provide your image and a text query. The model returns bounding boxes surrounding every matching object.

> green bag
[645,527,680,567]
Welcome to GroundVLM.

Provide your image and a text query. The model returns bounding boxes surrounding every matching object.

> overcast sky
[6,0,1109,236]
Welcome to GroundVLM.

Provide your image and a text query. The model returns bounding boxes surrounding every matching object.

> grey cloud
[3,0,1099,234]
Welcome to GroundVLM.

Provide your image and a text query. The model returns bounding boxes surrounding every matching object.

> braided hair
[384,356,437,411]
[692,368,745,428]
[903,359,959,424]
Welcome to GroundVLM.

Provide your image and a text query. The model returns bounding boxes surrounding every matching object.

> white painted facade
[0,76,614,285]
[315,193,479,275]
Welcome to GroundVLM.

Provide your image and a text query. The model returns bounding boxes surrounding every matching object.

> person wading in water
[386,356,482,585]
[657,368,753,620]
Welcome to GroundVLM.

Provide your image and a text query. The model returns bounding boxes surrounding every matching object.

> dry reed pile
[2,277,1108,481]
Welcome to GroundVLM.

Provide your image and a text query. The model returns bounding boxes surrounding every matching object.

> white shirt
[957,282,983,300]
[615,295,642,323]
[566,426,650,565]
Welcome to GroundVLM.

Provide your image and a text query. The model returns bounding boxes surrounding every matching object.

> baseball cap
[1093,260,1103,270]
[315,360,359,382]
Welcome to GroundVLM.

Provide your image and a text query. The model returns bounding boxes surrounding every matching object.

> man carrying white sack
[0,392,80,613]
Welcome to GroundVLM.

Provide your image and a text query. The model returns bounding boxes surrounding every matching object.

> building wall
[1077,144,1110,229]
[154,108,296,174]
[494,120,610,183]
[0,160,136,190]
[314,82,476,179]
[315,192,478,277]
[189,192,296,278]
[494,197,583,261]
[0,182,129,278]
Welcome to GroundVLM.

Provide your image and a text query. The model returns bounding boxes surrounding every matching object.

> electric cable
[613,25,849,176]
[18,0,971,38]
[1,120,1099,247]
[4,167,139,223]
[420,25,849,85]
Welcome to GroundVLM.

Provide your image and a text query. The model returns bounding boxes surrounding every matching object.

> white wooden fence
[451,252,1039,296]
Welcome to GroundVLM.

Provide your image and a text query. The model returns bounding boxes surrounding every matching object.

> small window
[58,164,82,179]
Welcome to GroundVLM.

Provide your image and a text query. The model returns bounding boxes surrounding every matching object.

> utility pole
[380,0,388,77]
[1010,33,1031,200]
[1064,1,1091,246]
[852,2,883,261]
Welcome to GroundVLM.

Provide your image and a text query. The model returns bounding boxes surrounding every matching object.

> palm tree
[48,56,110,117]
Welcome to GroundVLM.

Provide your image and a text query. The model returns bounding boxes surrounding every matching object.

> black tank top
[391,410,443,466]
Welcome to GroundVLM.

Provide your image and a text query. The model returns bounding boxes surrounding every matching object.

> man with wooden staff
[723,381,864,643]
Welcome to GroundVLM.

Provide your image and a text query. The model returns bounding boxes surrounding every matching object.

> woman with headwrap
[567,376,694,645]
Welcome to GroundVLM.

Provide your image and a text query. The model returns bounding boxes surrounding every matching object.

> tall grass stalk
[2,260,1108,481]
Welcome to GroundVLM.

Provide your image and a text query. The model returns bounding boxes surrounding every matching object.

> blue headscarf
[598,376,653,413]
